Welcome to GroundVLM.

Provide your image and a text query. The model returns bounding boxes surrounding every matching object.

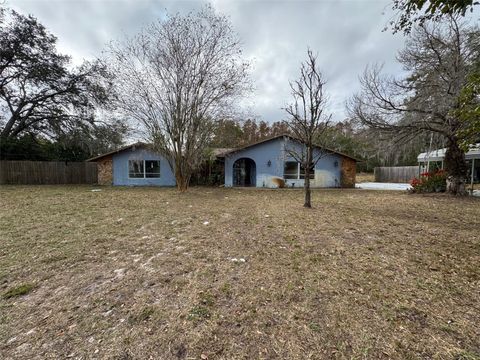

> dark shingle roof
[221,134,359,161]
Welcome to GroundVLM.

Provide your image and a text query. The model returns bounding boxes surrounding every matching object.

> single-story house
[418,144,480,183]
[87,142,175,186]
[88,135,357,187]
[220,134,357,188]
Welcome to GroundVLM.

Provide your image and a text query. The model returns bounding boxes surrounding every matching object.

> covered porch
[417,144,480,189]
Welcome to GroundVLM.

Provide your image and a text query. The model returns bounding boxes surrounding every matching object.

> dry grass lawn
[354,172,375,183]
[0,186,479,359]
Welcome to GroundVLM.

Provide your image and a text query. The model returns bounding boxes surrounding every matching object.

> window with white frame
[128,160,160,178]
[284,161,314,180]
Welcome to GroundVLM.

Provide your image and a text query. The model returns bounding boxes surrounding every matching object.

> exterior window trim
[128,159,161,179]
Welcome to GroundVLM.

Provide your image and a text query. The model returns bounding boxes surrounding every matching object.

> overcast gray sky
[11,0,409,123]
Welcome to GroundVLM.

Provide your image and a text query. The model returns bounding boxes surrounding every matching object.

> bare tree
[107,6,250,191]
[284,49,331,208]
[349,16,480,195]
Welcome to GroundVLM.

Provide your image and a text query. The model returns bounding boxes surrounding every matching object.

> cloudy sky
[11,0,410,123]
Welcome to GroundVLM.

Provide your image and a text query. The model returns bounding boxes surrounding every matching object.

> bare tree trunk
[444,138,468,196]
[175,170,189,192]
[0,116,17,139]
[174,156,190,192]
[304,176,311,208]
[304,146,313,208]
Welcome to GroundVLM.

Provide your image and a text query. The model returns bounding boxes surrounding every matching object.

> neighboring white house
[417,144,480,183]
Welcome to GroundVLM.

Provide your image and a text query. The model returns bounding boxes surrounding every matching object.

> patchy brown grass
[0,186,479,359]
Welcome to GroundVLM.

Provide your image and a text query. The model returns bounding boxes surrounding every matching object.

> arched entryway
[233,158,256,187]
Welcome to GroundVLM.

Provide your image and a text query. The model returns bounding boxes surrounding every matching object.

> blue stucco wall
[112,148,176,186]
[225,137,284,187]
[224,137,343,188]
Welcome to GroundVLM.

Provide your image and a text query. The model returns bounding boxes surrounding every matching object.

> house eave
[87,142,149,162]
[222,134,359,162]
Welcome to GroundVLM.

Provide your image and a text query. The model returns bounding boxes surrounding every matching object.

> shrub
[410,170,447,193]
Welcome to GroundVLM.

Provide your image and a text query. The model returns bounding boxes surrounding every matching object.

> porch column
[471,158,475,193]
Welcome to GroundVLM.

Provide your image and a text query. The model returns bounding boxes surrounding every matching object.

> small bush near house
[410,170,447,193]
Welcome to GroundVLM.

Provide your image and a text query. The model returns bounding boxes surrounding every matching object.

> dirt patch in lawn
[0,186,479,359]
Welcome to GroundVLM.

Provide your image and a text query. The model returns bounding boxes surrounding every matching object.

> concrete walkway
[356,183,480,197]
[355,182,412,191]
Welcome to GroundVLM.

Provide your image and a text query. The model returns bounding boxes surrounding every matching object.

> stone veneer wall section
[341,157,356,188]
[97,156,113,185]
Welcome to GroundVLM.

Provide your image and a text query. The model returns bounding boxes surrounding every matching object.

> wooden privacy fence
[374,166,419,183]
[0,161,97,185]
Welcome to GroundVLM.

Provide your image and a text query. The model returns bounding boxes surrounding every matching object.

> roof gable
[222,134,358,161]
[87,142,150,162]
